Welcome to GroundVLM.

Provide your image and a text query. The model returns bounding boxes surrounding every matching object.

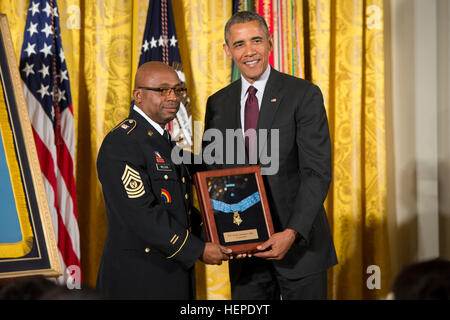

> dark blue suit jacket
[203,68,337,279]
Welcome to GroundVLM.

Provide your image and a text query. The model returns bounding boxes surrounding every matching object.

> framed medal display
[193,166,274,254]
[0,15,61,279]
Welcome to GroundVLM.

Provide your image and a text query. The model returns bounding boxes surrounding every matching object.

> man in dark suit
[96,61,231,299]
[202,11,338,299]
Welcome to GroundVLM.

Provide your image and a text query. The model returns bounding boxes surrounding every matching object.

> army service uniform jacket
[96,108,205,299]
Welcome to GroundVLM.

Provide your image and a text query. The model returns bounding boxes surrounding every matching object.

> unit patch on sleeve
[161,189,171,203]
[121,164,145,198]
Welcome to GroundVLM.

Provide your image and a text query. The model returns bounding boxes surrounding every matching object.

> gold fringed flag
[138,0,192,150]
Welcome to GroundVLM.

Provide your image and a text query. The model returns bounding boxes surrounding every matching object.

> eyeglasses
[138,86,187,98]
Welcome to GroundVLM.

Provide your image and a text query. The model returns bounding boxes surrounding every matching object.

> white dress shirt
[133,104,165,136]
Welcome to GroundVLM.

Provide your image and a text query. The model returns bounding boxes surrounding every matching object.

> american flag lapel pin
[271,98,277,102]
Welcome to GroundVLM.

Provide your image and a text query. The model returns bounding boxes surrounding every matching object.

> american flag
[139,0,192,149]
[19,0,80,285]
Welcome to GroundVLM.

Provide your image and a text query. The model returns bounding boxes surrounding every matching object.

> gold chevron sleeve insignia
[167,230,190,259]
[121,164,145,198]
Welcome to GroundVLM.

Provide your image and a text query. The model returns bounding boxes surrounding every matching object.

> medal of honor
[233,211,243,226]
[210,191,261,226]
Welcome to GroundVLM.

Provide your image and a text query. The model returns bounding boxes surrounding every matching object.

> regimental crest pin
[121,164,145,198]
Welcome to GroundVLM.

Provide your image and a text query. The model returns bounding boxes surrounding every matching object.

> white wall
[386,0,450,278]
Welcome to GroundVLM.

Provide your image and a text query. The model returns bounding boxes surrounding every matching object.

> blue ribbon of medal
[210,191,261,213]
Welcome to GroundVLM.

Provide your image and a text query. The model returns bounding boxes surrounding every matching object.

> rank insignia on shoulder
[121,164,145,198]
[161,189,171,203]
[115,119,136,135]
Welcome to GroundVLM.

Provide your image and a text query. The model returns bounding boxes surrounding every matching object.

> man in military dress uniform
[96,62,231,299]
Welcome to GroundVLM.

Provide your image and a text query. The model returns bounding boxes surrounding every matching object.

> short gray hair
[224,11,270,44]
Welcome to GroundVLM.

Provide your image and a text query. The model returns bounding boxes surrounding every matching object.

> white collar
[240,65,271,99]
[133,105,165,136]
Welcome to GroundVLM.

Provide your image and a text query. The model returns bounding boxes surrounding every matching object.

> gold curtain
[0,0,232,296]
[0,0,390,299]
[307,0,391,299]
[172,1,233,300]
